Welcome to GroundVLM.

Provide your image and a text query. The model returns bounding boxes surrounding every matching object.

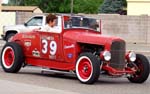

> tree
[74,0,103,14]
[8,0,71,13]
[99,0,127,14]
[8,0,24,6]
[7,0,104,14]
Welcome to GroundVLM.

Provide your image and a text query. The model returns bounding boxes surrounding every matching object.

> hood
[63,29,124,46]
[4,24,25,30]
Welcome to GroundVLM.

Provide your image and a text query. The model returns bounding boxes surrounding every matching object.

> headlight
[126,52,136,62]
[129,52,136,62]
[101,51,111,61]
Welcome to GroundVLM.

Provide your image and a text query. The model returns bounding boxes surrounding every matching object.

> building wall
[127,0,150,15]
[33,8,43,13]
[0,0,1,12]
[16,13,150,44]
[16,12,43,24]
[82,14,150,44]
[1,12,150,44]
[0,12,16,36]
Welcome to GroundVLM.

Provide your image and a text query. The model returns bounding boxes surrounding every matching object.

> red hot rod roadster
[1,14,149,84]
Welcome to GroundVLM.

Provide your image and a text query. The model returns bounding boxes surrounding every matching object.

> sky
[1,0,9,4]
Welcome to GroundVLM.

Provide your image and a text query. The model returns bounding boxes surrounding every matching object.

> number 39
[42,39,57,55]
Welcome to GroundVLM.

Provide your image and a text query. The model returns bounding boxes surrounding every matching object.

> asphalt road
[0,40,150,94]
[0,66,149,94]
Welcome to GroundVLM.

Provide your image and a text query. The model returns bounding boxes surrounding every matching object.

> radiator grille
[110,40,126,70]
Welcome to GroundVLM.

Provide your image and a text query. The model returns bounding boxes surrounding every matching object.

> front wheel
[76,52,100,84]
[6,33,16,42]
[128,54,150,83]
[1,42,24,73]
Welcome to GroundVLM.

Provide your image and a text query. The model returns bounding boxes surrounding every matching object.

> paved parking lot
[0,40,150,94]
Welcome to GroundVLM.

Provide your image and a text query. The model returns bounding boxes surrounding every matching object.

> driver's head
[46,14,57,27]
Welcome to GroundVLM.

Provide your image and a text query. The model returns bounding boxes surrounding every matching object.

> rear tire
[128,54,150,83]
[1,42,24,73]
[76,52,100,84]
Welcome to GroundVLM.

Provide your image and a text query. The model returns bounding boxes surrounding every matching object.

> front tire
[76,52,100,84]
[1,42,24,73]
[128,54,150,83]
[6,33,16,42]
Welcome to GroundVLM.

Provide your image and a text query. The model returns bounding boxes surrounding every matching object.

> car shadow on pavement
[18,71,135,85]
[18,71,77,80]
[1,66,149,85]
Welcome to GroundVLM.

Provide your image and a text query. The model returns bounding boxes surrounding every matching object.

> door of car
[40,16,63,61]
[40,32,63,61]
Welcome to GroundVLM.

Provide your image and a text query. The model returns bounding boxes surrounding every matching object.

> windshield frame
[63,16,100,32]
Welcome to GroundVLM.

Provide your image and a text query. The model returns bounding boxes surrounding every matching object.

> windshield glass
[64,16,99,31]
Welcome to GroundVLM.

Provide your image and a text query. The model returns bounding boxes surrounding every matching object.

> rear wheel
[128,54,150,83]
[76,52,100,84]
[1,42,24,73]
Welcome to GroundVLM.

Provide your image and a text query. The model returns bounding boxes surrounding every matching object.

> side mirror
[24,23,27,26]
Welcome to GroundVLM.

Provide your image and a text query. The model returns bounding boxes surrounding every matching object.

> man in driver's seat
[41,14,58,32]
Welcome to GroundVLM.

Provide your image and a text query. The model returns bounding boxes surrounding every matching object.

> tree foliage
[74,0,104,14]
[99,0,127,14]
[7,0,104,14]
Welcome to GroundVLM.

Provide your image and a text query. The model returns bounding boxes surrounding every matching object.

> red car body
[1,14,149,84]
[12,29,122,69]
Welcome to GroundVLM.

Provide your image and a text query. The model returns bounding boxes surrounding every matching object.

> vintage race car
[1,14,149,84]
